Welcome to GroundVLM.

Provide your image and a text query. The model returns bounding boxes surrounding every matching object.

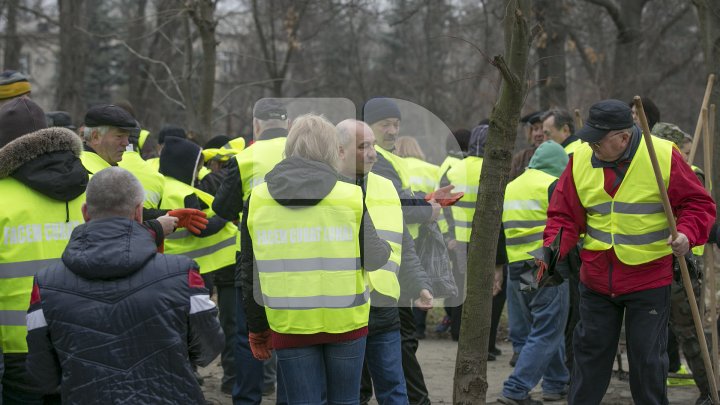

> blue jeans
[365,330,408,405]
[503,272,569,400]
[276,337,367,405]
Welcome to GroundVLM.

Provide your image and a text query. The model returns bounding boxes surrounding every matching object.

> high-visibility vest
[161,177,237,274]
[146,157,160,172]
[236,137,287,251]
[403,157,439,239]
[572,136,674,265]
[502,169,556,263]
[690,165,707,256]
[248,181,369,334]
[436,156,461,234]
[365,173,403,301]
[138,129,151,151]
[374,145,411,191]
[237,137,287,202]
[118,151,165,209]
[564,138,582,156]
[0,177,85,353]
[446,156,483,242]
[80,151,111,175]
[198,166,211,181]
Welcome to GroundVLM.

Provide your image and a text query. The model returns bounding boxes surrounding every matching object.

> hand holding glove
[425,184,464,207]
[249,330,273,360]
[167,209,209,235]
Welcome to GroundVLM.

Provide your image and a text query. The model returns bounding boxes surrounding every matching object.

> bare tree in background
[3,0,22,70]
[453,0,533,402]
[186,0,218,141]
[534,0,567,109]
[56,0,88,122]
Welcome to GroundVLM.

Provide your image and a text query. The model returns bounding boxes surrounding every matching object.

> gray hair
[83,125,111,143]
[541,108,575,134]
[85,167,145,219]
[285,114,340,169]
[335,119,372,147]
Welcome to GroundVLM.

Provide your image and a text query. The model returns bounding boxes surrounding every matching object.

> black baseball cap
[576,99,634,142]
[84,104,139,131]
[253,99,287,120]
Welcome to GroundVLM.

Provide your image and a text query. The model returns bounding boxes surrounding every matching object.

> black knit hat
[46,111,76,130]
[204,134,231,149]
[0,98,48,148]
[157,125,187,145]
[362,98,401,125]
[160,136,202,186]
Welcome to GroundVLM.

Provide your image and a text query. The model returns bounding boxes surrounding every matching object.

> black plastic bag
[415,222,457,298]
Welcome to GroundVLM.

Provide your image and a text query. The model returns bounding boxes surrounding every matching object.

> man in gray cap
[80,104,140,174]
[539,99,716,405]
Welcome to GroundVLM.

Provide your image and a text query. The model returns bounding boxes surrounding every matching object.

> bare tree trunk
[187,0,217,144]
[693,0,720,212]
[56,0,88,120]
[180,12,197,134]
[3,0,22,71]
[126,0,148,118]
[453,0,533,403]
[534,0,567,109]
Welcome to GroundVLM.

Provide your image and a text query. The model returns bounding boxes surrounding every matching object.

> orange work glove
[425,184,464,207]
[249,330,273,360]
[167,209,209,235]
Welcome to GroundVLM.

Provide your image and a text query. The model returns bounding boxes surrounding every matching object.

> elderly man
[541,108,582,155]
[80,104,139,173]
[25,167,224,404]
[336,119,433,405]
[542,99,716,405]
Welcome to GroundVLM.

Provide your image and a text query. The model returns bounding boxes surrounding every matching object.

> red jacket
[544,148,716,297]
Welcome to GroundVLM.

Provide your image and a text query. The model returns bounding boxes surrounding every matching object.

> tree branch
[585,0,624,31]
[140,66,186,109]
[118,40,186,104]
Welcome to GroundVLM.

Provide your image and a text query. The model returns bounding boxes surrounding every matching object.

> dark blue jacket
[26,217,224,404]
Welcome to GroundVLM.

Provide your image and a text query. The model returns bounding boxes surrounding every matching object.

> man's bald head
[335,119,377,177]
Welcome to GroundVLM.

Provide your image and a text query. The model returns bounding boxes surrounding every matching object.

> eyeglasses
[590,131,627,149]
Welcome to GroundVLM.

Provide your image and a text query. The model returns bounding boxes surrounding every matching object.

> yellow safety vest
[146,157,160,172]
[446,156,483,243]
[138,129,151,151]
[161,177,237,274]
[118,151,165,209]
[403,157,439,239]
[502,169,557,263]
[80,151,111,175]
[572,136,673,265]
[365,173,403,301]
[564,138,582,155]
[248,181,369,334]
[436,156,461,234]
[374,145,411,191]
[0,178,85,353]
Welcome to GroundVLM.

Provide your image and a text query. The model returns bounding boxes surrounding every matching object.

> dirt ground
[199,324,702,405]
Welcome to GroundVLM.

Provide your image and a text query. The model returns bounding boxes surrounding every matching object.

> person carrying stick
[537,99,716,405]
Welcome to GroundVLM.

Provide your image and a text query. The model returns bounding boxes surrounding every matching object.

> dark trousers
[569,283,670,405]
[564,271,580,371]
[399,307,430,405]
[2,354,60,405]
[217,285,237,392]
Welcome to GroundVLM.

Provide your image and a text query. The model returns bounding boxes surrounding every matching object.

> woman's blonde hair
[394,136,426,160]
[285,113,340,169]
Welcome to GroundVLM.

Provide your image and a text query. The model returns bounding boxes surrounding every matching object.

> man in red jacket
[541,99,715,405]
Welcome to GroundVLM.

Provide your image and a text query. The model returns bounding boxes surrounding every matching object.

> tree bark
[187,0,218,144]
[534,0,567,109]
[56,0,88,121]
[693,0,720,214]
[453,0,532,403]
[3,0,22,71]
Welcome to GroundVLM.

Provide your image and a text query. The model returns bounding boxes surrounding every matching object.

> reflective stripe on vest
[403,157,439,239]
[249,181,368,334]
[80,151,111,175]
[502,169,556,263]
[572,136,673,265]
[161,177,237,274]
[118,151,165,209]
[0,177,85,353]
[365,173,403,301]
[446,156,483,242]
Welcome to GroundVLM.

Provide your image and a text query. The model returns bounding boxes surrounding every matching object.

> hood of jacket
[528,140,569,177]
[0,127,87,201]
[468,124,488,157]
[159,136,202,186]
[265,156,338,207]
[62,217,157,280]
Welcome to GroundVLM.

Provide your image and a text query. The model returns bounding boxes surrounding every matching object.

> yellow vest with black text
[564,138,582,156]
[365,173,403,301]
[249,181,369,334]
[446,156,483,242]
[0,178,85,353]
[572,136,673,265]
[161,177,237,274]
[80,151,111,175]
[118,151,165,209]
[436,156,461,234]
[403,157,439,239]
[502,169,556,263]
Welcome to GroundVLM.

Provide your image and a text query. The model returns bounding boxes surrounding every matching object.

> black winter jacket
[26,217,224,404]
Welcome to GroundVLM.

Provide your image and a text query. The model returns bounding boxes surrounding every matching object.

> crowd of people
[0,68,719,405]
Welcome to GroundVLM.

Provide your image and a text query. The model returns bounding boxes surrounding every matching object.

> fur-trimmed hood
[0,127,88,201]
